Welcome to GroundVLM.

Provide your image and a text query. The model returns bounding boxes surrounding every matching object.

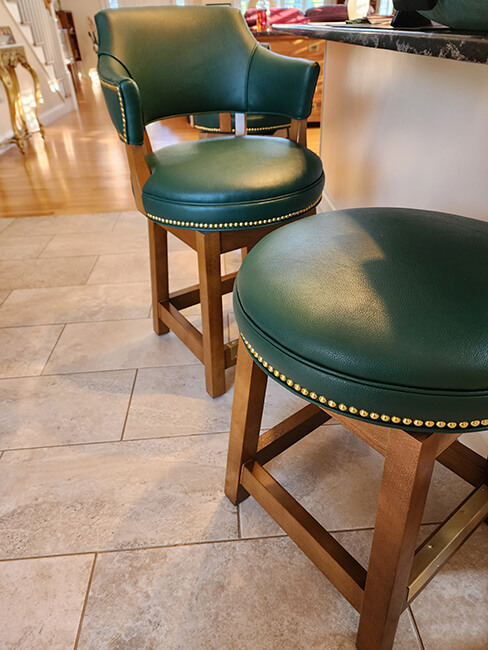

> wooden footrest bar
[241,460,367,612]
[159,301,203,362]
[256,404,331,466]
[169,272,237,311]
[408,483,488,602]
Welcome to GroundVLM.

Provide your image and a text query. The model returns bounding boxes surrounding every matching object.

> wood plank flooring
[0,76,320,219]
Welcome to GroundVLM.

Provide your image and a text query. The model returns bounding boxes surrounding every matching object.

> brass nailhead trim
[100,79,127,143]
[193,122,291,134]
[241,335,487,431]
[145,196,321,231]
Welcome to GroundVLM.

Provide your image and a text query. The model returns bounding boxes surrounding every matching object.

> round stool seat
[142,136,324,230]
[234,207,488,433]
[192,113,291,135]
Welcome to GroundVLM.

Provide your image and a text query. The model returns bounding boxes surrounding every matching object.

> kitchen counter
[271,21,488,227]
[272,22,488,64]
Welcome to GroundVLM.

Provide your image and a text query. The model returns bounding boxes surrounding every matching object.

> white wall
[319,41,488,455]
[0,3,71,145]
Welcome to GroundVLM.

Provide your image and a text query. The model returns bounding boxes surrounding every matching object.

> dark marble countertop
[271,23,488,65]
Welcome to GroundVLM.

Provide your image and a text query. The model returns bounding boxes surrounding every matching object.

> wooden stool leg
[225,339,268,504]
[196,231,226,398]
[148,221,170,335]
[356,430,443,650]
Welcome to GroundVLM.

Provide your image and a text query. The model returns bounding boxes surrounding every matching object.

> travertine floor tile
[123,363,303,440]
[0,234,51,260]
[0,370,135,450]
[0,282,151,327]
[239,424,473,538]
[411,525,488,650]
[77,537,420,650]
[39,230,148,258]
[0,217,14,234]
[0,324,63,378]
[0,256,97,291]
[113,210,148,236]
[0,290,9,305]
[0,554,94,649]
[124,365,235,438]
[0,434,237,558]
[43,319,197,374]
[87,252,150,284]
[1,212,120,236]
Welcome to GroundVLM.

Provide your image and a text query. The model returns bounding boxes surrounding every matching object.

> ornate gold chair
[95,7,324,397]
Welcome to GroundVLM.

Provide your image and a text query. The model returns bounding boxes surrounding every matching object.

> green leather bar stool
[225,207,488,650]
[95,7,324,398]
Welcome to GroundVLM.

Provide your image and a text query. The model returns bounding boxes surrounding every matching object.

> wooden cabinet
[254,34,325,123]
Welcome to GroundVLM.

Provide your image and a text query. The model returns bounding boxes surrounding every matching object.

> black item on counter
[393,0,438,9]
[391,10,434,27]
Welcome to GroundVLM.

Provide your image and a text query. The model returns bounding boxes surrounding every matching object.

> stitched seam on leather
[245,44,259,114]
[235,292,488,398]
[240,334,488,432]
[98,52,133,79]
[144,195,321,229]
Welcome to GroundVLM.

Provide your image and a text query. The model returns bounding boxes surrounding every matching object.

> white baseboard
[319,189,336,212]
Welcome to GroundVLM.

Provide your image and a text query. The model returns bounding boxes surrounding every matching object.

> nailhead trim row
[145,196,321,230]
[100,80,128,143]
[193,123,292,134]
[241,335,488,431]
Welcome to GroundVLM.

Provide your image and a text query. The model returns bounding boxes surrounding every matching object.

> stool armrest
[247,45,320,121]
[98,54,144,146]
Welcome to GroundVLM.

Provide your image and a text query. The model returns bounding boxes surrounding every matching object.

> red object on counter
[256,8,269,32]
[245,8,309,29]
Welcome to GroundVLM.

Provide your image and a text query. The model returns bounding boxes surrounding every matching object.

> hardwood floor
[0,76,321,219]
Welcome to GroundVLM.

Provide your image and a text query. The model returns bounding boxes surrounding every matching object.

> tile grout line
[83,254,101,286]
[0,362,202,382]
[0,534,293,564]
[120,369,138,441]
[0,521,447,564]
[0,289,12,306]
[237,504,242,540]
[35,233,56,259]
[408,606,426,650]
[0,428,231,455]
[73,553,98,650]
[0,311,164,331]
[40,323,66,376]
[39,360,201,378]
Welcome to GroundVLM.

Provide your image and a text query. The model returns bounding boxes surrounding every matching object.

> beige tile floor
[0,211,486,649]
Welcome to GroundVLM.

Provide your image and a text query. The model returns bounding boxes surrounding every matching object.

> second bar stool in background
[95,6,324,397]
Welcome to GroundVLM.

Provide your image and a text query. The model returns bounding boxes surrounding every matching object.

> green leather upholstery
[234,208,488,433]
[193,113,291,135]
[95,7,319,145]
[95,6,324,231]
[143,136,323,229]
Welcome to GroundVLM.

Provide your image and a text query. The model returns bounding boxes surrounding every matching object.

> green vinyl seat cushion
[142,135,324,230]
[234,207,488,433]
[192,113,292,134]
